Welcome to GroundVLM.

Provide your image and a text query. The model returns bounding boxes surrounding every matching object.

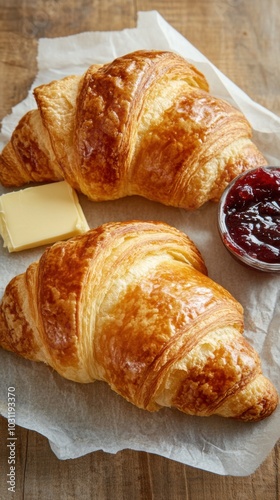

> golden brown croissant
[0,220,277,421]
[0,50,267,210]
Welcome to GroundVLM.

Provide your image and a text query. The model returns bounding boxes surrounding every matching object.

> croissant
[0,50,267,210]
[0,220,278,421]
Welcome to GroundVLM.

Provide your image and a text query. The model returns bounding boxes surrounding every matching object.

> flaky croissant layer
[0,50,267,209]
[0,221,278,421]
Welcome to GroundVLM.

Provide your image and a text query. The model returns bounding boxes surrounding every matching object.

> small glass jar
[217,166,280,273]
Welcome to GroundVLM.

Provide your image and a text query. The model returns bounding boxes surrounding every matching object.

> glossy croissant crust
[0,50,267,210]
[0,220,278,421]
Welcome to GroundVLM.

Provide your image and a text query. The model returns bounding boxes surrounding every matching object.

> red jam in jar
[218,167,280,271]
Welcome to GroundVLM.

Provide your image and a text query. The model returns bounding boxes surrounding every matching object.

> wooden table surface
[0,1,279,498]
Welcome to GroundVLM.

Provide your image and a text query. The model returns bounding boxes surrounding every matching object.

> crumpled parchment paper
[0,11,279,476]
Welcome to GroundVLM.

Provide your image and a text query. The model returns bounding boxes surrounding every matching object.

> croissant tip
[236,391,279,422]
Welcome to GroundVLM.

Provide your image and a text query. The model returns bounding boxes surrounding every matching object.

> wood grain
[0,0,279,498]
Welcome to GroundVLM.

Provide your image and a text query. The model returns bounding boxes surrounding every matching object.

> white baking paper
[0,11,279,476]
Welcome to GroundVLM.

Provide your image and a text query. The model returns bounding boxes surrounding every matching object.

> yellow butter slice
[0,181,90,252]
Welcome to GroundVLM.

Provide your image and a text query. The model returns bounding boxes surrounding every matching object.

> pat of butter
[0,181,90,252]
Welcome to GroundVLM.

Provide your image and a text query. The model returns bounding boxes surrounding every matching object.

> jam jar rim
[217,166,280,273]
